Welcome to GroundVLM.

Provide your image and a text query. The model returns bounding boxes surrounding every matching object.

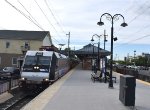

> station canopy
[75,44,111,60]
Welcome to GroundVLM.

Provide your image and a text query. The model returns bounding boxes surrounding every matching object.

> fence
[0,79,19,95]
[114,67,150,82]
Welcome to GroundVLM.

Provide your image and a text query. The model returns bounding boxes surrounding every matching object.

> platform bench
[91,71,102,83]
[105,72,117,83]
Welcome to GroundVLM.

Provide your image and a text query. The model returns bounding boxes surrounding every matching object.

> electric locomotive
[19,50,69,89]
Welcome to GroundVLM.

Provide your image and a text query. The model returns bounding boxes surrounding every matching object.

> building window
[12,57,17,65]
[6,42,10,48]
[24,41,30,49]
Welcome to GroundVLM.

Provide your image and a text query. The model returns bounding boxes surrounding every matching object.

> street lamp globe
[121,22,128,27]
[97,21,104,26]
[91,37,94,42]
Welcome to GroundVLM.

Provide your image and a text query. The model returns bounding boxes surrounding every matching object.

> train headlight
[44,78,49,81]
[21,77,25,80]
[34,66,39,69]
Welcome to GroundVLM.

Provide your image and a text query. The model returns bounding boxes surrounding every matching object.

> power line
[44,0,66,35]
[17,0,44,30]
[44,0,68,37]
[122,0,136,14]
[5,0,45,31]
[115,0,150,43]
[127,24,150,37]
[114,34,150,48]
[18,0,62,45]
[34,0,55,29]
[127,0,150,24]
[5,0,61,46]
[51,37,60,44]
[34,0,66,43]
[43,0,68,44]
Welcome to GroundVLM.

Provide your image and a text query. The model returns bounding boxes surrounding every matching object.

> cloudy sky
[0,0,150,60]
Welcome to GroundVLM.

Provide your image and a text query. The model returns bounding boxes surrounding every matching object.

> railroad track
[0,86,46,110]
[0,94,33,110]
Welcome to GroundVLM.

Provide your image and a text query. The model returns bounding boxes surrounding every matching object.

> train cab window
[38,56,51,65]
[24,55,51,66]
[24,56,36,65]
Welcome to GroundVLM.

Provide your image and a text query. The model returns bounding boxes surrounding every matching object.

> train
[19,50,71,89]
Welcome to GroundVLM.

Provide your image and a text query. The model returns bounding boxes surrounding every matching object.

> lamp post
[104,30,108,83]
[91,34,101,70]
[91,43,95,72]
[133,50,136,66]
[66,32,70,58]
[134,50,136,59]
[97,13,128,88]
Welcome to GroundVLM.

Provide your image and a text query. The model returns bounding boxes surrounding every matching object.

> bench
[91,70,102,82]
[105,72,116,83]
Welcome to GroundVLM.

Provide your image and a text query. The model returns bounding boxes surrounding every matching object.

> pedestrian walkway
[22,64,150,110]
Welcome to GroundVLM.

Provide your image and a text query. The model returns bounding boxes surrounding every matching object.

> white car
[3,67,16,73]
[2,67,20,77]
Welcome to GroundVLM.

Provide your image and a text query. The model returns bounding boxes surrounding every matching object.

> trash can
[119,75,136,106]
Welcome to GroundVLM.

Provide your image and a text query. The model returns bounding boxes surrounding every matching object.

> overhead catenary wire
[113,0,150,48]
[34,0,66,43]
[5,0,45,31]
[115,0,150,34]
[17,0,43,30]
[44,0,66,36]
[126,24,150,38]
[5,0,62,46]
[33,0,56,31]
[128,1,150,24]
[122,0,136,15]
[114,34,150,48]
[44,0,68,38]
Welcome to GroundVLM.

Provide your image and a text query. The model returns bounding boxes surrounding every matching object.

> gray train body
[19,50,69,89]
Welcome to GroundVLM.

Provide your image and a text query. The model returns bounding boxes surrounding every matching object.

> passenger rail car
[19,51,69,89]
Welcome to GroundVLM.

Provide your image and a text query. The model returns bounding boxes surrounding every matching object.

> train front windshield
[23,56,51,72]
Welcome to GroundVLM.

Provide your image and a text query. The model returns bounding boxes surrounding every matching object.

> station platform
[22,64,150,110]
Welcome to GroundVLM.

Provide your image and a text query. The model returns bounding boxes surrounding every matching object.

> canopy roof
[75,44,111,60]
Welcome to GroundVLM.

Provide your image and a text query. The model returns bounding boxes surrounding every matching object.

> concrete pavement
[22,64,150,110]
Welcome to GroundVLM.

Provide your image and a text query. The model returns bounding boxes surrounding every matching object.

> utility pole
[66,32,70,57]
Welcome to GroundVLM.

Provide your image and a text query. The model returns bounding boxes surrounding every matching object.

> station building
[75,44,110,70]
[0,30,52,69]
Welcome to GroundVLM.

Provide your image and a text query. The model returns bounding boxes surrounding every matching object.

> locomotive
[19,50,70,89]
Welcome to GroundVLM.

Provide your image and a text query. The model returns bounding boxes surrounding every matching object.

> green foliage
[64,48,71,51]
[134,56,149,66]
[115,56,150,67]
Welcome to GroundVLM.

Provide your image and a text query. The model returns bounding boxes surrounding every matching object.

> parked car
[2,67,20,77]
